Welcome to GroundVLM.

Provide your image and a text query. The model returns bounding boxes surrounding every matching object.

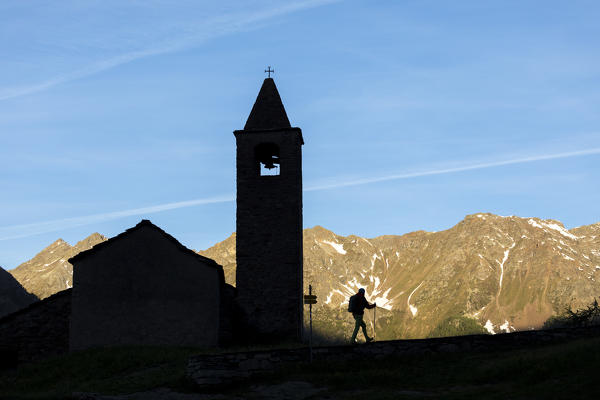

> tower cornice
[233,127,304,145]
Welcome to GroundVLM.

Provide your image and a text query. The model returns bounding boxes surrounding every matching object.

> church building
[69,220,235,350]
[64,76,304,350]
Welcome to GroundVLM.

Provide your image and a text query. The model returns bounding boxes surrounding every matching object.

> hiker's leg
[351,315,360,341]
[354,314,366,338]
[360,316,369,338]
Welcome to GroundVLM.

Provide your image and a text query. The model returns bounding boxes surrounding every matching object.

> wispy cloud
[304,147,600,191]
[0,0,340,102]
[1,147,598,240]
[0,195,235,241]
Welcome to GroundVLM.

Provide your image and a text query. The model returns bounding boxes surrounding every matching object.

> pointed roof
[68,220,223,276]
[244,78,291,130]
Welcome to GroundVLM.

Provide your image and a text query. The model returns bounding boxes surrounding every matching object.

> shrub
[543,299,600,329]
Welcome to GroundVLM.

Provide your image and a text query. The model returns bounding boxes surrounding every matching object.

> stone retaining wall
[187,325,600,387]
[0,289,71,366]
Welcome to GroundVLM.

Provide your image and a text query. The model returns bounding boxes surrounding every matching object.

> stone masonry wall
[187,325,600,387]
[0,289,71,366]
[235,128,304,341]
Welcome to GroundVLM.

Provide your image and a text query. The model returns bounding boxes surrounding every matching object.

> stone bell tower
[234,77,303,341]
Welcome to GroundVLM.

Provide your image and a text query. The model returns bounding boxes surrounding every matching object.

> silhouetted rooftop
[68,220,223,278]
[244,78,291,130]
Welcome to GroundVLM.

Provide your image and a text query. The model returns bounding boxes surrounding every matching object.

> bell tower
[234,77,304,341]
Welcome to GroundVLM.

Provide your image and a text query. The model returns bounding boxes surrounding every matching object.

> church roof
[69,220,224,277]
[244,78,291,130]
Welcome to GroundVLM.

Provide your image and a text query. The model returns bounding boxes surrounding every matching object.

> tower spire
[244,78,291,130]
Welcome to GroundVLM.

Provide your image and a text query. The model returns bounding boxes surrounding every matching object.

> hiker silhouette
[348,288,376,344]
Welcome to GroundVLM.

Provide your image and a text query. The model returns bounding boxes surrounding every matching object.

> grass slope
[1,337,599,399]
[280,337,600,399]
[0,346,199,399]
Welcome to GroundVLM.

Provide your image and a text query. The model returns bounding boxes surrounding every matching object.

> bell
[264,156,278,169]
[255,143,280,169]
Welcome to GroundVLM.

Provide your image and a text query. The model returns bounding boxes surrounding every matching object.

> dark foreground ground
[1,336,599,400]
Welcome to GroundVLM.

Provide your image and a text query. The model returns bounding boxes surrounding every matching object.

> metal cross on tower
[264,66,274,78]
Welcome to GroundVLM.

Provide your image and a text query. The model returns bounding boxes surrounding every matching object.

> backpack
[347,294,357,313]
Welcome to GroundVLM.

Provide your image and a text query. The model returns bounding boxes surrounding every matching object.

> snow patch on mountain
[322,240,346,255]
[342,277,362,293]
[370,253,379,268]
[407,281,424,317]
[527,219,544,229]
[498,242,515,290]
[323,288,348,307]
[324,291,335,305]
[408,304,417,317]
[528,219,579,240]
[372,287,394,311]
[499,320,513,333]
[485,320,496,334]
[42,260,58,267]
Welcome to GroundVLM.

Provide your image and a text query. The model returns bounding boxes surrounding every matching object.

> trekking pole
[309,284,313,363]
[374,306,377,341]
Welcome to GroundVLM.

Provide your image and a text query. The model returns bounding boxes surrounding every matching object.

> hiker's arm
[367,303,376,309]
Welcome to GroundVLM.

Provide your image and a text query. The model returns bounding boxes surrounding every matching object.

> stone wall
[187,325,600,387]
[0,289,71,366]
[235,127,304,342]
[218,283,237,346]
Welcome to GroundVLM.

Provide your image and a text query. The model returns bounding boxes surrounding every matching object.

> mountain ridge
[201,213,600,339]
[6,213,599,339]
[9,233,107,299]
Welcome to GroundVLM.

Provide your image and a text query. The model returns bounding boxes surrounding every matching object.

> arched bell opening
[255,142,280,176]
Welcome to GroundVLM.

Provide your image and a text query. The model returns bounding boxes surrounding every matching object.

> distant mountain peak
[307,225,334,234]
[9,231,107,299]
[74,233,107,250]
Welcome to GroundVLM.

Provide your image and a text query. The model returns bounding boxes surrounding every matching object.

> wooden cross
[264,66,274,78]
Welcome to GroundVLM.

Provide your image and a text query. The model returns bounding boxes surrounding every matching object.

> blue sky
[1,0,599,269]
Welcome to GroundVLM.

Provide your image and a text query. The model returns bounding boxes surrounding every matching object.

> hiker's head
[358,288,365,296]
